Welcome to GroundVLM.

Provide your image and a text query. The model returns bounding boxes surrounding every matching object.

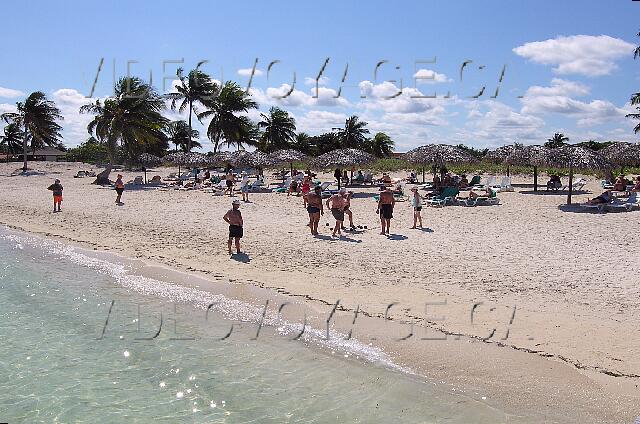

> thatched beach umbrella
[403,144,477,183]
[138,153,162,184]
[310,148,376,189]
[230,151,275,173]
[485,145,517,177]
[268,149,308,178]
[600,142,640,172]
[543,145,610,205]
[504,145,549,192]
[164,152,209,176]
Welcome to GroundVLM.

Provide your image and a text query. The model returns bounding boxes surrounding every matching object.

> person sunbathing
[469,187,491,199]
[546,175,561,190]
[458,175,469,189]
[613,175,626,191]
[633,176,640,192]
[587,190,612,205]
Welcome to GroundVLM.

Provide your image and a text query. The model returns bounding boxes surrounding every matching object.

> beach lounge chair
[562,178,586,191]
[605,192,639,212]
[462,188,500,206]
[499,177,514,192]
[425,187,459,207]
[74,170,87,178]
[133,176,144,185]
[469,175,481,187]
[272,177,293,193]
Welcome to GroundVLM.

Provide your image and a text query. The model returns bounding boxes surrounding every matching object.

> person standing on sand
[225,171,235,197]
[115,174,124,205]
[340,188,356,231]
[410,187,424,229]
[377,187,395,235]
[306,186,324,235]
[301,175,311,208]
[223,199,243,255]
[47,179,63,212]
[326,190,346,237]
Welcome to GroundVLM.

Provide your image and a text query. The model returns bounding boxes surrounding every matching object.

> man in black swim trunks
[223,199,243,254]
[326,190,346,237]
[377,187,395,235]
[306,186,324,235]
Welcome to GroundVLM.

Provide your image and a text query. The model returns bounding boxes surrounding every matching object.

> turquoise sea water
[0,227,520,423]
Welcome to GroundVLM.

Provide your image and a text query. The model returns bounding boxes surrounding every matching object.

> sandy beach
[1,161,639,422]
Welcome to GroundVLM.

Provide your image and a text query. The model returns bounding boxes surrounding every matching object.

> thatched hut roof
[309,148,376,169]
[403,144,477,165]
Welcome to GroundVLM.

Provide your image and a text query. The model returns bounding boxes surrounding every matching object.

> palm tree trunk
[187,101,193,152]
[22,126,28,171]
[567,166,574,205]
[93,163,113,185]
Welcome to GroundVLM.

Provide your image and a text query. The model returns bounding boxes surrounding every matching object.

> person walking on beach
[301,175,311,208]
[340,188,356,231]
[225,171,235,197]
[47,179,63,212]
[223,199,243,255]
[377,187,395,235]
[306,186,324,235]
[239,172,250,202]
[326,190,346,237]
[410,187,424,229]
[114,174,124,205]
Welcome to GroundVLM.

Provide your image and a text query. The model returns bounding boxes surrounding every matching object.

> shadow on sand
[230,252,251,263]
[387,233,408,241]
[519,190,590,196]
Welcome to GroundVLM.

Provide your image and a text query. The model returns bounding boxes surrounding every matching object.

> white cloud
[0,87,24,98]
[520,79,627,126]
[413,69,452,84]
[249,84,349,108]
[52,88,97,147]
[524,78,590,97]
[464,100,545,145]
[0,103,17,115]
[237,68,263,77]
[295,110,348,134]
[513,35,634,77]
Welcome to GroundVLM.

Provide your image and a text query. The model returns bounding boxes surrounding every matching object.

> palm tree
[165,64,217,152]
[635,30,640,60]
[292,132,311,154]
[0,123,23,163]
[628,30,640,132]
[198,81,258,153]
[257,107,297,153]
[80,77,168,184]
[545,133,569,148]
[365,132,395,158]
[165,120,201,152]
[1,92,63,171]
[222,116,260,151]
[339,115,369,149]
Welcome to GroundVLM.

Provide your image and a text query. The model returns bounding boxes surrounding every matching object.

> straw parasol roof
[268,149,308,164]
[543,145,610,170]
[403,144,477,165]
[600,142,640,167]
[485,145,516,164]
[206,151,232,167]
[137,153,162,166]
[505,145,549,167]
[309,148,376,169]
[230,150,275,168]
[163,152,210,167]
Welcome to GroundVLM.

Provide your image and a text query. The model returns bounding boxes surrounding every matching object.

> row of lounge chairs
[425,187,500,207]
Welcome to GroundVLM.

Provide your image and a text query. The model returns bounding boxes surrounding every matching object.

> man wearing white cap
[223,199,244,255]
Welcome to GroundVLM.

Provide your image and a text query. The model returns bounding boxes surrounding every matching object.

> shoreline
[1,222,637,423]
[1,161,639,422]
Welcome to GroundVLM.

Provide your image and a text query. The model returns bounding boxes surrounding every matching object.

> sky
[1,0,639,152]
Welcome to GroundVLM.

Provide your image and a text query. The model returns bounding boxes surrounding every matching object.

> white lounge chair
[562,178,586,191]
[499,176,514,192]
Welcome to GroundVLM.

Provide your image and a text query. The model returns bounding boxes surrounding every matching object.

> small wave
[1,229,410,374]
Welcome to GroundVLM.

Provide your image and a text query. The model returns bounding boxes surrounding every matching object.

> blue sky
[1,0,639,151]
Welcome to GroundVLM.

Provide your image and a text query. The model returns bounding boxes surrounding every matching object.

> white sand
[1,161,639,422]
